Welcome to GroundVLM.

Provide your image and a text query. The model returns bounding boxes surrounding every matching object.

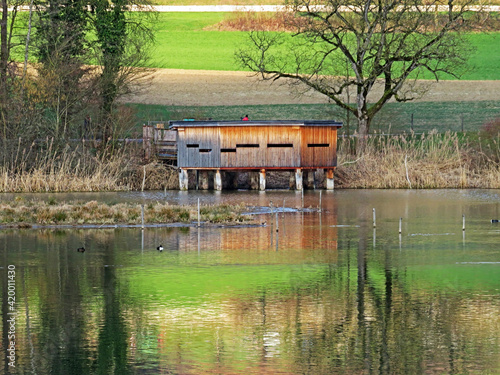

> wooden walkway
[143,123,177,162]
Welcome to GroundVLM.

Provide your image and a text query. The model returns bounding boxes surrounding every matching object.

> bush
[480,117,500,138]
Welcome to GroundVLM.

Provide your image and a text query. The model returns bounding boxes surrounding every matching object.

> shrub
[480,117,500,138]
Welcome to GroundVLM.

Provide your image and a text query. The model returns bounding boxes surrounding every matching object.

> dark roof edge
[169,120,343,128]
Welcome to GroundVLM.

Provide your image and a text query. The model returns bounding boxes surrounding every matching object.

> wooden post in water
[198,227,201,255]
[141,204,145,229]
[462,214,465,231]
[197,198,201,227]
[319,190,322,213]
[373,208,376,228]
[141,229,144,253]
[270,201,274,245]
[399,217,402,234]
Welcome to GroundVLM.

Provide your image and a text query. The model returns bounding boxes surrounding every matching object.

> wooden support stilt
[214,169,222,191]
[295,169,303,191]
[259,169,266,191]
[326,169,334,190]
[179,169,188,191]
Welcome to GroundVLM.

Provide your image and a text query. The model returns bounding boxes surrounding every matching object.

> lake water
[1,189,499,374]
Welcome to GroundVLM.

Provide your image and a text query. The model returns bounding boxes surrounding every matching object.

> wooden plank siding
[171,120,342,170]
[219,126,300,168]
[300,127,338,168]
[265,126,301,168]
[220,127,265,168]
[177,127,221,168]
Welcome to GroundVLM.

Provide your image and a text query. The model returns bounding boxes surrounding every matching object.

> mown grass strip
[127,100,500,134]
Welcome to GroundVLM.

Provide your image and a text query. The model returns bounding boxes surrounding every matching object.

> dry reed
[0,138,177,193]
[336,132,500,189]
[214,10,500,33]
[2,133,499,192]
[210,11,303,32]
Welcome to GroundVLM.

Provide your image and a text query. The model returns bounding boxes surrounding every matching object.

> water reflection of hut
[169,120,343,191]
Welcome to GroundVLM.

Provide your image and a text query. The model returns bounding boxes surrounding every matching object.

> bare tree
[1,0,25,137]
[237,0,481,151]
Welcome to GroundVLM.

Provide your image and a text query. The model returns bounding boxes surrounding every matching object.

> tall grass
[2,134,498,192]
[337,132,500,188]
[0,139,135,192]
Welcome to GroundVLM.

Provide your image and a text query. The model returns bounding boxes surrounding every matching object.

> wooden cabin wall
[220,127,265,168]
[300,127,337,168]
[219,126,301,168]
[177,127,221,168]
[177,125,338,169]
[265,126,301,168]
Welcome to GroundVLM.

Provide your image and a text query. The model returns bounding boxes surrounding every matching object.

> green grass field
[131,12,500,133]
[10,11,498,132]
[148,13,500,79]
[149,0,500,5]
[149,13,246,70]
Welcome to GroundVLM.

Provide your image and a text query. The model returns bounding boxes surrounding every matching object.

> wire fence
[131,101,500,136]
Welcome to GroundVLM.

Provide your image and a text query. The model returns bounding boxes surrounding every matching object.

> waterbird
[77,247,85,253]
[157,245,164,252]
[492,219,499,223]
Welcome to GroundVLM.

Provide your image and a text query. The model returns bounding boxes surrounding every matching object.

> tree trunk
[356,93,371,153]
[22,0,35,83]
[0,0,8,134]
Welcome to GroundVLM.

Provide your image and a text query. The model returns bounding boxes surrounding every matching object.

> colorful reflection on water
[1,190,499,374]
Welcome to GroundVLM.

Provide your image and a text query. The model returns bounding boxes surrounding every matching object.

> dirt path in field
[124,68,500,106]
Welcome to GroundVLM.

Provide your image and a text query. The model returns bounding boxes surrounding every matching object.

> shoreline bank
[0,200,257,228]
